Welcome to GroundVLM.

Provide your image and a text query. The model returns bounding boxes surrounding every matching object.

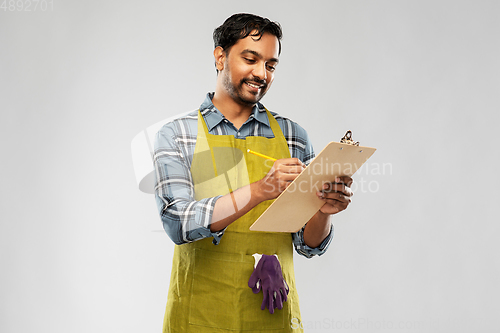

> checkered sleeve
[292,224,334,259]
[153,124,225,245]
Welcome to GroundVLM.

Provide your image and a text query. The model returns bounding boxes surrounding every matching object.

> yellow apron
[163,109,303,332]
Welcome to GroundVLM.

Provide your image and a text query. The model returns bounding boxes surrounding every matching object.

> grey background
[1,0,499,332]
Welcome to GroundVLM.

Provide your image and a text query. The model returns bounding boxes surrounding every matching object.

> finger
[317,191,352,204]
[336,176,353,187]
[279,164,305,174]
[261,291,269,311]
[275,291,283,310]
[342,176,353,187]
[283,281,289,302]
[248,272,259,289]
[327,192,351,204]
[278,172,301,183]
[274,162,304,175]
[282,288,288,302]
[322,182,353,197]
[268,290,274,314]
[276,169,303,180]
[276,158,305,168]
[250,278,261,294]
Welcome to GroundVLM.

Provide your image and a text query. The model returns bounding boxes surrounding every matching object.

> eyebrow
[241,49,279,64]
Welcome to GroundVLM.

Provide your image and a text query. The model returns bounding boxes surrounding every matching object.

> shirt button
[237,131,241,136]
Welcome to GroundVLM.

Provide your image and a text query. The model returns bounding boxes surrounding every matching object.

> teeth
[247,82,261,88]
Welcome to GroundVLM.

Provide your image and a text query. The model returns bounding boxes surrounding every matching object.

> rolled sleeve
[154,125,226,245]
[292,223,334,259]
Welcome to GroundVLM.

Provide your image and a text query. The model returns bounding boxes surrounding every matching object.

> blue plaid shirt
[153,93,333,258]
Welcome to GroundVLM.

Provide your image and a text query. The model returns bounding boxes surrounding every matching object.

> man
[154,13,353,332]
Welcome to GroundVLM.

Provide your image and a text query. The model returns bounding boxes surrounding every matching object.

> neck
[212,88,254,129]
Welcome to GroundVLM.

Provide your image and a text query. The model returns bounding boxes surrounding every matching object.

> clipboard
[249,131,376,232]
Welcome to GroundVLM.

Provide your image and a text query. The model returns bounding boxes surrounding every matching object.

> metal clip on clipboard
[340,130,360,146]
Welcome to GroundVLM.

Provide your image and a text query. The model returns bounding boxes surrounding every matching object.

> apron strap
[197,110,219,176]
[264,108,287,143]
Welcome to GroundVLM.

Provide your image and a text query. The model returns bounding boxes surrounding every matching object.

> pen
[247,149,277,161]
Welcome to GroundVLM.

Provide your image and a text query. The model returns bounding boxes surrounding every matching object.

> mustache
[242,77,267,87]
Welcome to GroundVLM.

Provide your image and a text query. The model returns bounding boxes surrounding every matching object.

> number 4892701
[1,0,54,11]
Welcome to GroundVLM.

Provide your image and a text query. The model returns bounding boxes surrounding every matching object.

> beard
[221,63,268,106]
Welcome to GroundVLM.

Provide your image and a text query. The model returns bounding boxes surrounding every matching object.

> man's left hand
[316,176,353,215]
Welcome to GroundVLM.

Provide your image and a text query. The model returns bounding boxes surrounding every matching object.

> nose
[252,62,267,82]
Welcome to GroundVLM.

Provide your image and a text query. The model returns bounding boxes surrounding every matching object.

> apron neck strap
[263,108,286,141]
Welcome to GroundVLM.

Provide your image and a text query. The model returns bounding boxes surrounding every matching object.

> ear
[214,46,226,72]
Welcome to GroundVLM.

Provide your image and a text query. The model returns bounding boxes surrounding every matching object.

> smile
[245,82,264,89]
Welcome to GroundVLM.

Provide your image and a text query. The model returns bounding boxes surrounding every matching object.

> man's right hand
[254,158,305,201]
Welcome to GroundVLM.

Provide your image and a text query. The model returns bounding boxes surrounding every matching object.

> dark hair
[213,13,283,56]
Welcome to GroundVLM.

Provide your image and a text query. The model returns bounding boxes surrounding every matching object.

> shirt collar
[199,92,270,131]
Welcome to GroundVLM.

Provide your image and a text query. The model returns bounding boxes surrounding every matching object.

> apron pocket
[188,248,285,331]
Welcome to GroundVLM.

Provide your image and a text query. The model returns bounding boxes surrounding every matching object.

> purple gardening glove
[248,254,289,314]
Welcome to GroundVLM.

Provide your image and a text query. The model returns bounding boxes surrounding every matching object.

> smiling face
[216,32,280,106]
